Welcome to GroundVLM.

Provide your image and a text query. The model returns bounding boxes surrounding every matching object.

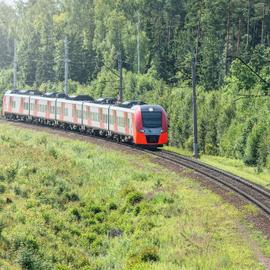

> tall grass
[0,124,268,270]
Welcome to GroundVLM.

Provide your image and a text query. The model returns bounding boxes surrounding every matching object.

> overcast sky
[1,0,15,5]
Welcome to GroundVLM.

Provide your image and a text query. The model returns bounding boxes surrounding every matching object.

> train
[2,90,168,147]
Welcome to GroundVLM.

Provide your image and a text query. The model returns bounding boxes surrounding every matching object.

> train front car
[133,105,168,147]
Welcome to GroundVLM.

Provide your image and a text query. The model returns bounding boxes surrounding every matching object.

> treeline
[0,0,270,169]
[0,0,270,88]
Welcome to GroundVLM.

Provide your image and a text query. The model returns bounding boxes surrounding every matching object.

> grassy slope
[165,146,270,189]
[0,125,269,270]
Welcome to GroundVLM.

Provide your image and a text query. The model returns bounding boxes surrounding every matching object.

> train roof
[96,97,117,104]
[140,104,163,112]
[118,100,146,108]
[5,90,148,108]
[67,95,94,101]
[9,89,42,96]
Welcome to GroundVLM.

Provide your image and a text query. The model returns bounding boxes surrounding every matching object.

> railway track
[1,117,270,218]
[142,149,270,218]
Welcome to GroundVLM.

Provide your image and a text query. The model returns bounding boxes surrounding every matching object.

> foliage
[0,0,270,168]
[0,125,268,269]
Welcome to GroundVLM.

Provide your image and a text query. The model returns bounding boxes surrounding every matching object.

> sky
[1,0,15,5]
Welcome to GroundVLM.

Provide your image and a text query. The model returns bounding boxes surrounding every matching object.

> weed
[70,208,81,221]
[64,192,80,202]
[126,192,144,206]
[5,163,19,182]
[89,205,103,214]
[48,147,58,159]
[83,232,97,245]
[140,247,160,262]
[154,178,163,188]
[0,183,6,194]
[107,202,118,211]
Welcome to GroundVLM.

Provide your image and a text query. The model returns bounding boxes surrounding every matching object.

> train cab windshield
[142,111,162,128]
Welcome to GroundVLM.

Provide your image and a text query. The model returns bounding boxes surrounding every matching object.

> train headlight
[139,129,145,133]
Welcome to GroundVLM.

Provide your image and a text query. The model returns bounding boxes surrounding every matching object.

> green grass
[0,124,269,269]
[165,146,270,189]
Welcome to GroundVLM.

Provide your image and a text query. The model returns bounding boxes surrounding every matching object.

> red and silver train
[2,90,168,147]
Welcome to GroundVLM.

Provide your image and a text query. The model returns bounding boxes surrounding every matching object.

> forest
[0,0,270,169]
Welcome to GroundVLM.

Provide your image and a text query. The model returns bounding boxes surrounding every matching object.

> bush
[140,247,160,262]
[0,183,6,194]
[244,125,265,166]
[126,192,144,206]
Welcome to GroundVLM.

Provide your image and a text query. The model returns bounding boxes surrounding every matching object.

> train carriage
[82,102,109,131]
[55,99,83,126]
[2,90,169,147]
[109,106,134,137]
[29,96,56,121]
[2,90,30,118]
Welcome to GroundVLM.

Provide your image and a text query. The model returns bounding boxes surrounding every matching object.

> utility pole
[118,49,123,103]
[192,50,199,158]
[13,39,17,90]
[64,36,69,95]
[137,12,141,74]
[117,22,123,103]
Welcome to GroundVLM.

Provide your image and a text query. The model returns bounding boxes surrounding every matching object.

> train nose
[146,135,160,144]
[144,128,162,144]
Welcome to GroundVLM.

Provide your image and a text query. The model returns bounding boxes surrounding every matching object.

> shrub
[89,205,103,214]
[64,192,80,202]
[140,247,160,262]
[244,125,265,166]
[126,192,144,206]
[5,163,19,182]
[70,208,81,221]
[83,232,97,245]
[0,183,6,194]
[48,147,58,159]
[108,202,118,211]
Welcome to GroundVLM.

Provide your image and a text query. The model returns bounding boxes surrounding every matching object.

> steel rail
[142,149,270,217]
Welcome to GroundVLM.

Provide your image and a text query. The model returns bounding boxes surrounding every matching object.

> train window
[110,114,114,125]
[40,104,45,112]
[142,111,162,128]
[51,106,55,114]
[103,114,108,123]
[57,107,61,115]
[86,110,91,119]
[118,117,125,128]
[12,101,16,109]
[24,102,29,110]
[77,110,82,118]
[30,103,34,111]
[92,112,99,122]
[128,118,131,129]
[64,108,68,116]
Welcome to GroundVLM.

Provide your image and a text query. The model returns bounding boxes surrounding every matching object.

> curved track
[1,117,270,218]
[142,149,270,218]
